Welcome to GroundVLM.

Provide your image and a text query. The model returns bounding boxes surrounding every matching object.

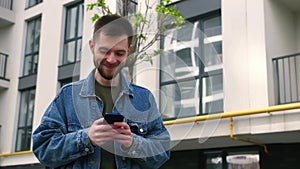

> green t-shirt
[95,81,121,115]
[95,80,121,169]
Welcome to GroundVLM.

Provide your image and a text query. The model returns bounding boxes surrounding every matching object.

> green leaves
[86,0,112,22]
[156,5,184,27]
[91,14,100,22]
[131,13,148,28]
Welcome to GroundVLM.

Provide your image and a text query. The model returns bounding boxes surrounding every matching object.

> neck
[94,70,120,86]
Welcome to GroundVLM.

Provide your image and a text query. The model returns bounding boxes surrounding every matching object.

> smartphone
[104,112,125,124]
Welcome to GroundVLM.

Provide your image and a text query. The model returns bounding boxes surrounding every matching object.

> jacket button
[139,128,144,132]
[85,148,89,152]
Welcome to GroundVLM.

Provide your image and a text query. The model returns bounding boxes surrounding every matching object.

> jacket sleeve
[117,93,171,169]
[32,92,95,168]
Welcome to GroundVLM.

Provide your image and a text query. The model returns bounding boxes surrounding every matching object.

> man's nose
[106,52,117,63]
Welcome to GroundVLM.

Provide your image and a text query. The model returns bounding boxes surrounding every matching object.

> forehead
[94,32,129,49]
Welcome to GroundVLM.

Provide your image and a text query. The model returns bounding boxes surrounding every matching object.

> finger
[93,118,105,125]
[113,127,132,135]
[92,131,118,146]
[113,134,133,148]
[113,122,130,129]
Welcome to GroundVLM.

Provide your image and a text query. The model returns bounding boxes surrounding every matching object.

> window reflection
[160,13,223,118]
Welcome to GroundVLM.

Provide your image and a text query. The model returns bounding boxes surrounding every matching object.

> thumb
[93,118,104,125]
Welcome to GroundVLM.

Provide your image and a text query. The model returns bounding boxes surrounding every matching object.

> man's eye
[99,50,108,54]
[116,52,125,56]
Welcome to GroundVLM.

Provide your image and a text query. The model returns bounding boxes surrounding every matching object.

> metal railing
[1,102,300,157]
[273,53,300,104]
[0,53,8,80]
[0,0,13,10]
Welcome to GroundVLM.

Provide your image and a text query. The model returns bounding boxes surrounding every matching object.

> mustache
[100,60,120,67]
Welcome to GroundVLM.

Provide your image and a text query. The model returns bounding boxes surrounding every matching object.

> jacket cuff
[78,128,95,154]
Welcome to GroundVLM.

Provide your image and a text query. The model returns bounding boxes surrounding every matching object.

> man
[32,15,170,169]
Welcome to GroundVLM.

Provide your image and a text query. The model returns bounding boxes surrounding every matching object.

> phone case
[104,112,124,124]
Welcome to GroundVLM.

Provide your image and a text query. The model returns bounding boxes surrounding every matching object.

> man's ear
[128,44,133,53]
[89,40,94,52]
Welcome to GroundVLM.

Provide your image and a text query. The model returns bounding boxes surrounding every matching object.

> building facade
[0,0,300,168]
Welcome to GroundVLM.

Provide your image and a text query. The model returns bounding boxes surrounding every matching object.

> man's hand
[88,118,116,146]
[88,118,133,148]
[112,121,134,148]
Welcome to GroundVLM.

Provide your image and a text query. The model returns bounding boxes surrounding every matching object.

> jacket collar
[79,68,134,97]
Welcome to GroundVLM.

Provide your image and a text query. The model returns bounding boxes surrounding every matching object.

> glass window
[23,17,41,76]
[227,153,260,169]
[160,12,223,119]
[15,89,36,151]
[26,0,43,8]
[0,53,8,79]
[203,16,222,37]
[117,0,137,16]
[59,76,79,88]
[206,151,223,169]
[62,2,84,65]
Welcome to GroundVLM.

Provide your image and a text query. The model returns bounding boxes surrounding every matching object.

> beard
[96,60,125,80]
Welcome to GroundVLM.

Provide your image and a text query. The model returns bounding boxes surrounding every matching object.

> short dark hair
[93,15,133,46]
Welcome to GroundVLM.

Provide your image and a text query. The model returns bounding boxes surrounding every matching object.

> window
[117,0,137,16]
[15,88,36,151]
[160,12,223,119]
[26,0,43,8]
[62,2,84,65]
[161,148,260,169]
[23,17,41,76]
[59,76,79,88]
[0,53,8,79]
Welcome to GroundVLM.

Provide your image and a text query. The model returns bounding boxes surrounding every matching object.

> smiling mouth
[103,64,118,71]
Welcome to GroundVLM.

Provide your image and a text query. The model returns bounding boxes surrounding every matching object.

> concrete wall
[264,0,299,105]
[222,0,268,112]
[0,1,26,156]
[297,13,300,51]
[265,0,297,58]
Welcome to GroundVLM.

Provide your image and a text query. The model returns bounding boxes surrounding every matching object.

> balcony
[273,53,300,104]
[0,53,9,89]
[0,0,14,28]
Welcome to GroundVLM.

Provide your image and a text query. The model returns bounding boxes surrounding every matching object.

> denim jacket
[32,69,170,169]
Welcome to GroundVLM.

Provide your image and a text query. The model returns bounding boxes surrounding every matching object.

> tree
[86,0,184,81]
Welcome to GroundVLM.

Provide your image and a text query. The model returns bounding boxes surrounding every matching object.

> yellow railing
[163,102,300,153]
[0,102,300,157]
[0,150,32,157]
[163,102,300,125]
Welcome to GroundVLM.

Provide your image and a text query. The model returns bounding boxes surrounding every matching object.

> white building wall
[33,0,66,135]
[297,13,300,51]
[222,0,268,112]
[264,0,299,105]
[265,0,297,57]
[0,2,26,155]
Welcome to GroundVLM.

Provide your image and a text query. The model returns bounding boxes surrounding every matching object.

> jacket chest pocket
[127,121,148,136]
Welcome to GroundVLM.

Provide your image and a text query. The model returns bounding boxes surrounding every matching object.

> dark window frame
[15,88,36,152]
[117,0,138,16]
[22,16,41,77]
[62,1,84,65]
[25,0,43,9]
